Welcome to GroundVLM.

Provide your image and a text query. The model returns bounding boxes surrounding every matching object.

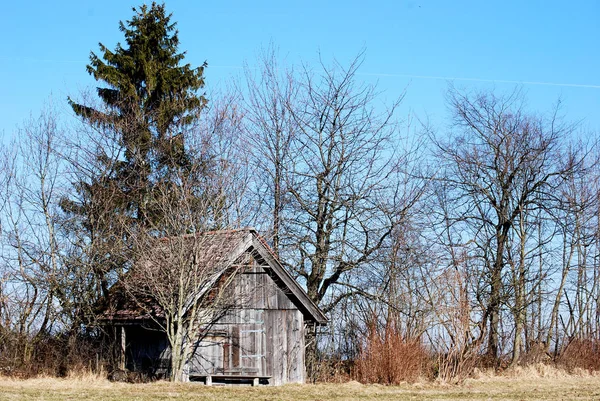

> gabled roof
[249,229,327,325]
[99,228,327,325]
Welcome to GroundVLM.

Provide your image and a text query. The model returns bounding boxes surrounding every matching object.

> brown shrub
[433,348,482,383]
[353,318,430,384]
[557,338,600,373]
[313,358,354,383]
[0,331,106,378]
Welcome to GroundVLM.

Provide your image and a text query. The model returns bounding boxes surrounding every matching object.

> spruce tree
[68,2,207,226]
[61,3,208,308]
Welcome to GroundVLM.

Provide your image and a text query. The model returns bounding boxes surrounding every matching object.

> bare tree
[201,90,254,228]
[433,87,586,365]
[120,182,243,382]
[241,46,298,255]
[279,54,424,313]
[0,105,67,366]
[242,53,427,379]
[546,150,599,353]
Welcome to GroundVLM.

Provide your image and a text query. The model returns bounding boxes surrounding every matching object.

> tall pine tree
[61,3,208,312]
[68,2,206,227]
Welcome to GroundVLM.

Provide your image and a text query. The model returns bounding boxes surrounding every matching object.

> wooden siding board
[189,334,226,375]
[262,309,303,385]
[265,311,273,378]
[287,310,304,383]
[274,310,287,386]
[277,287,294,309]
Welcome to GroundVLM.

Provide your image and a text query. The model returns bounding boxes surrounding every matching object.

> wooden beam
[120,326,126,370]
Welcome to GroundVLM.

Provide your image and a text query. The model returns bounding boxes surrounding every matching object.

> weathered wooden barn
[99,228,327,385]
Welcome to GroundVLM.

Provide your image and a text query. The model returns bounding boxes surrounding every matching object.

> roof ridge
[158,227,256,241]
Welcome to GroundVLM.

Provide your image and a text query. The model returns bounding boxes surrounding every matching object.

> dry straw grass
[2,374,600,400]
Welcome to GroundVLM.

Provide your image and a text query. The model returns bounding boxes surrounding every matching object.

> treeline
[1,3,599,381]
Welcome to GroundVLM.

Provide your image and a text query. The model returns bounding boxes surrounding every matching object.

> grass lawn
[1,372,600,400]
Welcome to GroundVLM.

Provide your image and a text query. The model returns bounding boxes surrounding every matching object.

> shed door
[229,323,266,375]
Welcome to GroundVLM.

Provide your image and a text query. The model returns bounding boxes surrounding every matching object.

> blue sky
[1,1,598,138]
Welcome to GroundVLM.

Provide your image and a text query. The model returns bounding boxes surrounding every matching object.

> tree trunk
[304,323,318,383]
[487,226,507,364]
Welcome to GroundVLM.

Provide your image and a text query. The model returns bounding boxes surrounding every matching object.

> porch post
[119,326,126,370]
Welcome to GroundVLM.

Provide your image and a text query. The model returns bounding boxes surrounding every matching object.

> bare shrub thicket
[353,316,430,384]
[557,338,600,373]
[426,264,484,382]
[0,330,105,378]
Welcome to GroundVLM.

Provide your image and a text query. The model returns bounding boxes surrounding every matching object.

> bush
[0,330,106,378]
[433,348,481,383]
[353,318,430,384]
[557,338,600,373]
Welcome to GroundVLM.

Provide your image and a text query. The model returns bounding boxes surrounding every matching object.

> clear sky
[1,1,598,139]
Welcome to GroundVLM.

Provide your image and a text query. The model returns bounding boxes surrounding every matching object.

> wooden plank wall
[187,252,306,384]
[264,309,305,385]
[189,308,267,376]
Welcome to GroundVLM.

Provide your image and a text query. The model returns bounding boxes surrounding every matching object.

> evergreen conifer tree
[61,3,208,310]
[68,2,207,227]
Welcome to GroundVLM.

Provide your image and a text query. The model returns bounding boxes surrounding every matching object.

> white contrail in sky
[5,57,599,89]
[357,72,600,89]
[214,66,600,89]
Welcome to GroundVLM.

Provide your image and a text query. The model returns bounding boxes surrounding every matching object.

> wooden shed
[99,228,327,385]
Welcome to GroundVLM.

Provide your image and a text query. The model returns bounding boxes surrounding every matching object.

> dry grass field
[1,368,599,400]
